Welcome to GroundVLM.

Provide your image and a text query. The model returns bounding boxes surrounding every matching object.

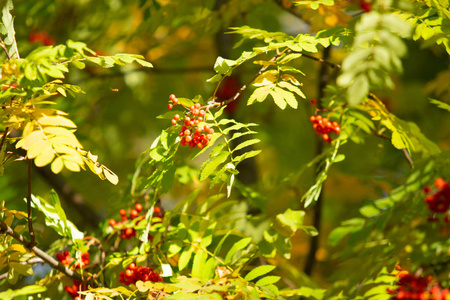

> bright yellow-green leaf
[103,167,119,185]
[64,159,81,172]
[27,140,51,159]
[16,131,45,150]
[38,115,77,128]
[51,157,64,174]
[35,150,55,167]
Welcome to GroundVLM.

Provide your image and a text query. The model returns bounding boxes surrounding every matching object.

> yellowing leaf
[16,131,46,150]
[253,70,278,86]
[103,167,119,185]
[51,157,64,174]
[27,140,52,159]
[37,115,77,128]
[64,160,81,172]
[35,150,55,167]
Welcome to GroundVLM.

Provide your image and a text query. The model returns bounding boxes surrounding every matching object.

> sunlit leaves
[337,12,412,105]
[30,191,84,241]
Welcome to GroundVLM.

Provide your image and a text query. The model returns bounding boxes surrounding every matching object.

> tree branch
[304,46,332,276]
[0,219,83,282]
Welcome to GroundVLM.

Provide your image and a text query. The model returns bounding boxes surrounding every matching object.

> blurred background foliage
[2,0,450,292]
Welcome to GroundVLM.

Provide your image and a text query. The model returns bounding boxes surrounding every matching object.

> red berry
[197,143,204,149]
[194,103,201,109]
[185,136,192,142]
[199,110,205,116]
[435,177,447,189]
[334,126,341,134]
[310,116,316,122]
[174,114,180,120]
[310,99,317,105]
[130,209,139,219]
[169,94,176,101]
[171,119,177,125]
[119,209,126,216]
[135,203,143,212]
[184,129,191,136]
[168,104,173,109]
[109,219,117,227]
[184,116,191,122]
[154,206,161,213]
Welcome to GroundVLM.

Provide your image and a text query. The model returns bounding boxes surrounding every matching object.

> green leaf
[191,250,208,278]
[348,74,369,105]
[178,246,193,271]
[199,151,229,181]
[255,275,281,286]
[244,265,276,281]
[273,209,305,236]
[224,237,252,264]
[429,98,450,112]
[248,86,271,105]
[232,139,260,153]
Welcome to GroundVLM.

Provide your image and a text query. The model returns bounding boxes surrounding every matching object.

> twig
[27,159,36,247]
[298,51,341,69]
[0,219,83,282]
[0,257,44,280]
[0,36,12,60]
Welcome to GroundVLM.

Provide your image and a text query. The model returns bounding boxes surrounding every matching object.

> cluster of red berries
[423,178,450,220]
[65,280,86,299]
[109,204,163,240]
[387,267,449,300]
[109,203,144,239]
[309,99,341,143]
[168,94,215,149]
[119,262,162,286]
[56,250,90,269]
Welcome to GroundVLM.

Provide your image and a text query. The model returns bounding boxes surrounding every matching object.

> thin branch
[0,219,83,282]
[0,36,12,60]
[27,159,36,247]
[298,51,341,69]
[0,257,44,280]
[0,127,10,158]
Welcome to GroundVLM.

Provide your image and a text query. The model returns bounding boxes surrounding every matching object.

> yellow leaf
[17,131,46,150]
[27,140,52,159]
[280,74,300,86]
[49,135,82,148]
[103,166,119,185]
[60,154,84,166]
[87,151,98,163]
[8,244,26,253]
[253,70,278,87]
[253,60,277,66]
[64,159,81,172]
[38,115,77,128]
[51,157,64,174]
[35,149,55,167]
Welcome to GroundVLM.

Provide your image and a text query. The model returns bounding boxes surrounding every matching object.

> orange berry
[168,104,173,109]
[195,103,201,109]
[197,143,204,149]
[169,94,176,101]
[310,116,316,122]
[185,136,192,142]
[435,177,447,189]
[174,114,180,120]
[171,119,177,125]
[208,128,214,134]
[119,209,126,216]
[130,209,139,219]
[199,110,205,116]
[135,203,143,212]
[129,262,136,269]
[154,206,161,213]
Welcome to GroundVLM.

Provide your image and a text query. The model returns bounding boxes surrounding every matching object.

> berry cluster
[309,99,341,143]
[119,262,162,286]
[168,94,215,149]
[109,203,144,239]
[423,178,450,220]
[109,204,163,240]
[387,267,449,300]
[56,250,90,269]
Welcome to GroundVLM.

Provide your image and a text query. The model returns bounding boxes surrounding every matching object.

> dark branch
[304,46,332,276]
[0,219,83,282]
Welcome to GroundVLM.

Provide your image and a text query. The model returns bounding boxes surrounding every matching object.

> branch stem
[0,219,83,282]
